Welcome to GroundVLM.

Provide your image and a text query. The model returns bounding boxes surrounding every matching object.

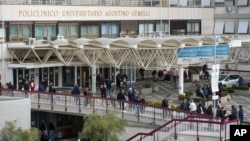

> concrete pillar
[58,67,62,87]
[34,68,39,90]
[92,65,96,94]
[74,66,77,85]
[178,66,184,94]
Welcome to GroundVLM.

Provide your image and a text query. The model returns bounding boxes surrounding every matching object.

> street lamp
[212,34,220,118]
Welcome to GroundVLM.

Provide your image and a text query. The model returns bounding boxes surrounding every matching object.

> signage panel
[177,44,229,65]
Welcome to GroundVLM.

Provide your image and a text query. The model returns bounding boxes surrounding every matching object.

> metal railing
[1,88,212,124]
[126,116,239,141]
[0,0,213,8]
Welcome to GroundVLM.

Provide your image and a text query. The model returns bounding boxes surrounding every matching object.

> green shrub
[227,88,235,93]
[178,95,186,101]
[232,86,249,90]
[207,95,212,101]
[153,101,162,107]
[193,97,202,103]
[142,84,151,88]
[220,91,228,97]
[184,79,191,83]
[146,100,154,105]
[185,90,193,97]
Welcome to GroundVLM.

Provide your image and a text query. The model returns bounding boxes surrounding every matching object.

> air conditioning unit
[29,38,36,45]
[57,35,64,40]
[226,6,233,12]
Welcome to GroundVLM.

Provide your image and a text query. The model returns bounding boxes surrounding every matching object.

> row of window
[215,0,249,7]
[2,20,201,42]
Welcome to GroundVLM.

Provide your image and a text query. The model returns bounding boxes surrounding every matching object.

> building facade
[0,0,249,91]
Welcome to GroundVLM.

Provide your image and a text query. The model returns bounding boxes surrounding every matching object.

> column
[178,66,184,94]
[58,67,62,87]
[92,65,96,94]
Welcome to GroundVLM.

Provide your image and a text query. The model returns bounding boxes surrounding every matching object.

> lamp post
[1,0,4,81]
[212,34,219,118]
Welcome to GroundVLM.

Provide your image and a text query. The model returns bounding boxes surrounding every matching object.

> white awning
[225,21,235,33]
[214,21,224,34]
[237,20,249,34]
[238,0,248,6]
[201,0,211,7]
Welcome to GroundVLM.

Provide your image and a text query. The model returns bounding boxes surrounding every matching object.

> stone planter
[153,86,159,92]
[220,95,228,104]
[141,87,152,94]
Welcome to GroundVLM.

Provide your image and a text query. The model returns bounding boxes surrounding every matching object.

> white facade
[0,97,31,130]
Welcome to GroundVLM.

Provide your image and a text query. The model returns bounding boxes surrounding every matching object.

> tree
[0,121,39,141]
[80,111,128,141]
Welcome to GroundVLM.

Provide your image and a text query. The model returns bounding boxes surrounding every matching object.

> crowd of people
[178,98,244,124]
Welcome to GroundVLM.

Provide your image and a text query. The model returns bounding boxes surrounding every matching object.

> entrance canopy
[7,35,250,69]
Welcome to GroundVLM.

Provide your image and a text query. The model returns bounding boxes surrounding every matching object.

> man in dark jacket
[117,89,126,111]
[162,96,169,118]
[238,105,244,125]
[72,84,81,105]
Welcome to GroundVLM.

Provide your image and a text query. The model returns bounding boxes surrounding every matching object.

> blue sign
[216,44,229,55]
[178,44,229,58]
[197,46,214,57]
[177,47,198,58]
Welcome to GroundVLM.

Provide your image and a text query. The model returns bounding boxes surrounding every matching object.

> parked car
[218,74,241,88]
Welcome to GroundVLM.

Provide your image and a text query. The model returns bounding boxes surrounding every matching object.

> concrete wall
[0,97,31,130]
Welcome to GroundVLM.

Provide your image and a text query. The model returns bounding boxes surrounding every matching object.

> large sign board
[177,44,229,65]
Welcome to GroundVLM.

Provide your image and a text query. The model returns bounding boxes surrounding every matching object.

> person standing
[189,99,197,113]
[39,120,49,141]
[72,84,81,105]
[139,68,145,80]
[105,78,112,97]
[49,122,55,141]
[238,105,244,125]
[162,96,169,118]
[24,80,30,98]
[30,77,35,92]
[117,89,126,111]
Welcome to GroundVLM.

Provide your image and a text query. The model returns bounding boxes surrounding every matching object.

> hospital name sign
[18,10,150,17]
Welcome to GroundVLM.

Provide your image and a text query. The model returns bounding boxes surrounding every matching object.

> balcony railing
[1,88,214,125]
[0,0,213,8]
[127,116,239,141]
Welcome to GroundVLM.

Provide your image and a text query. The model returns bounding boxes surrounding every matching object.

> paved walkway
[132,78,250,121]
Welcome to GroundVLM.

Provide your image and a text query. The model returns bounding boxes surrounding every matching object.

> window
[9,23,32,41]
[156,22,169,33]
[35,24,56,40]
[215,0,225,7]
[58,23,78,40]
[187,22,200,35]
[224,21,235,33]
[138,23,154,37]
[80,24,99,39]
[101,23,119,38]
[238,0,248,6]
[120,21,138,38]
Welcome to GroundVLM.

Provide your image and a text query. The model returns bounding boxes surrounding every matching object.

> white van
[218,74,241,88]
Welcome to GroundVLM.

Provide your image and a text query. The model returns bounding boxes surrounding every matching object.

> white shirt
[189,102,197,112]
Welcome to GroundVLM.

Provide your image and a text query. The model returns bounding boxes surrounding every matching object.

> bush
[153,101,162,107]
[185,90,193,97]
[193,97,202,103]
[178,95,186,101]
[227,88,235,93]
[207,95,212,101]
[220,91,228,97]
[232,86,249,90]
[146,100,154,105]
[184,79,191,83]
[142,84,151,88]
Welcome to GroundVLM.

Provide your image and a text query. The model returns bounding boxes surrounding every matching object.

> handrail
[127,116,239,141]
